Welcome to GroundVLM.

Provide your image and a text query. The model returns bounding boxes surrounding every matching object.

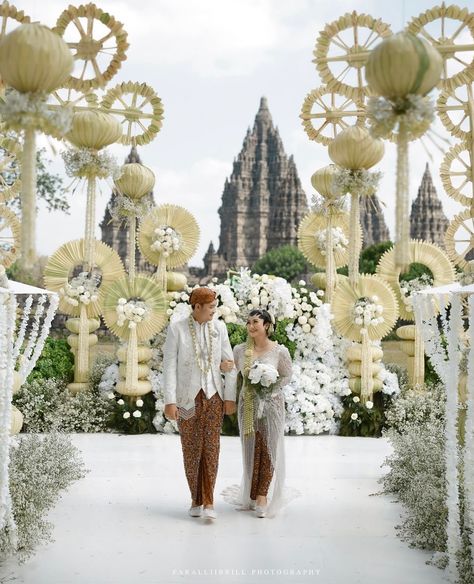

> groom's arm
[162,323,178,406]
[219,320,237,403]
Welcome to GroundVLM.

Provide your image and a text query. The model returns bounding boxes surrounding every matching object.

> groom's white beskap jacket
[162,317,237,410]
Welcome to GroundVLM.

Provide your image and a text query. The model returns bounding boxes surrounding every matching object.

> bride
[229,308,292,518]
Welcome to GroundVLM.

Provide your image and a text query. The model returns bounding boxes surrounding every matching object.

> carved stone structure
[410,163,449,248]
[202,97,308,277]
[359,194,391,248]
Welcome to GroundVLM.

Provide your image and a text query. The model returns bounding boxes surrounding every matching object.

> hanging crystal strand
[325,211,336,304]
[128,213,136,281]
[465,294,474,562]
[395,121,410,273]
[76,303,90,384]
[413,326,425,387]
[360,328,374,403]
[348,191,360,287]
[125,325,139,394]
[20,127,37,270]
[84,175,97,271]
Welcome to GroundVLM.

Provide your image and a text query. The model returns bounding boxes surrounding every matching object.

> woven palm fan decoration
[102,274,168,397]
[332,274,398,401]
[138,204,200,292]
[0,23,73,270]
[0,205,20,268]
[365,31,443,273]
[376,239,455,387]
[44,239,125,393]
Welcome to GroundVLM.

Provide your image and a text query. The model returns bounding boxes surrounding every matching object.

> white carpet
[2,434,447,584]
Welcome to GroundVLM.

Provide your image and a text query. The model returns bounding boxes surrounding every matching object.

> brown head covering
[189,287,217,307]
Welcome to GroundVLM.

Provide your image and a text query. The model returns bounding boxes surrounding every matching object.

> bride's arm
[274,346,293,392]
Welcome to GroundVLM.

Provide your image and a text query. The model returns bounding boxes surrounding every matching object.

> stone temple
[201,97,309,277]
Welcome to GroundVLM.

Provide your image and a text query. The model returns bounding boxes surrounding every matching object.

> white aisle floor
[2,434,447,584]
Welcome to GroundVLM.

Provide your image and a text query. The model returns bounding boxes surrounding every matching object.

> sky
[13,0,472,268]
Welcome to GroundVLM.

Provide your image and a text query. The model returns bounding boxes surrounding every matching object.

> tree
[337,241,393,276]
[252,245,308,282]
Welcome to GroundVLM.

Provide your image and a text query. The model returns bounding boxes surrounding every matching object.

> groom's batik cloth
[177,389,224,506]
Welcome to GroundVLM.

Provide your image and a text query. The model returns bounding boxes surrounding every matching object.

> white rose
[352,396,360,403]
[366,401,374,409]
[354,317,363,325]
[136,399,144,407]
[133,410,142,418]
[117,399,125,405]
[298,316,307,325]
[107,392,115,399]
[351,413,358,420]
[302,323,311,333]
[298,280,306,286]
[123,412,131,419]
[118,298,127,305]
[316,290,325,297]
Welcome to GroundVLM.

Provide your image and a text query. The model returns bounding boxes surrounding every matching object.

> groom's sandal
[188,505,203,517]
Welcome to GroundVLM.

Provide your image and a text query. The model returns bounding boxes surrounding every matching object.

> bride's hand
[220,359,234,373]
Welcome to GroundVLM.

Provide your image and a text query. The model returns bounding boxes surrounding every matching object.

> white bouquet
[248,362,279,397]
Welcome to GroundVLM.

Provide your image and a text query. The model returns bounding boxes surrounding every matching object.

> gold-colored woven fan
[44,239,125,317]
[138,204,200,269]
[0,204,20,267]
[332,274,398,342]
[376,239,456,320]
[298,211,361,269]
[102,274,168,341]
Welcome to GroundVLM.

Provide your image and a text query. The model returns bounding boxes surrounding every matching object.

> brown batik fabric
[250,430,274,499]
[177,389,224,506]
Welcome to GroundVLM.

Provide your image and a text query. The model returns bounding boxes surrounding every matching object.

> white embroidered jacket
[162,317,237,410]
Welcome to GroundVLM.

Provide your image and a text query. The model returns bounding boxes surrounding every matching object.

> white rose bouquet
[247,362,279,398]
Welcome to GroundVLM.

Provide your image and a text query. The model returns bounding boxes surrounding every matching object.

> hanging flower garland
[62,148,121,180]
[0,89,73,138]
[333,168,382,198]
[107,194,152,224]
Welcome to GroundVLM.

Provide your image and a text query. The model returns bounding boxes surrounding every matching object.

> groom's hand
[164,403,178,421]
[220,360,234,373]
[224,400,237,415]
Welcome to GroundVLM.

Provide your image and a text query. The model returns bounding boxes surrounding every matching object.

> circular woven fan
[138,204,200,269]
[332,274,398,342]
[0,204,20,267]
[102,274,168,341]
[376,239,455,320]
[44,239,125,318]
[298,211,361,269]
[445,210,474,269]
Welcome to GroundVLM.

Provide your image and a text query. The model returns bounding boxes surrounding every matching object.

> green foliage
[337,241,393,277]
[27,337,74,383]
[0,434,87,561]
[399,262,434,283]
[338,391,392,437]
[252,245,308,282]
[226,322,247,348]
[107,392,157,434]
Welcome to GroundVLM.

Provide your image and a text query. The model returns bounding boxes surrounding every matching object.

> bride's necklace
[188,315,213,374]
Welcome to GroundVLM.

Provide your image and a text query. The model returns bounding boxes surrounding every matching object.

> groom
[163,287,236,519]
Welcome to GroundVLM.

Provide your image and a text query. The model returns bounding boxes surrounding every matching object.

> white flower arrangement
[333,168,382,197]
[150,225,182,258]
[0,89,73,137]
[352,296,385,332]
[209,282,240,324]
[311,193,346,215]
[248,362,279,389]
[116,298,149,329]
[367,94,435,141]
[108,194,152,223]
[399,274,433,312]
[314,226,348,256]
[62,148,121,180]
[59,271,100,307]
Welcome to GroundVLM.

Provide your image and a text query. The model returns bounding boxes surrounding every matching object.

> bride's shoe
[255,505,267,518]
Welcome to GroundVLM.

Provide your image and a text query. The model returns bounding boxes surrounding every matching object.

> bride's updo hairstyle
[248,308,275,336]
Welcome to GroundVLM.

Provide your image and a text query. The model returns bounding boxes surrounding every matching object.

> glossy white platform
[2,434,447,584]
